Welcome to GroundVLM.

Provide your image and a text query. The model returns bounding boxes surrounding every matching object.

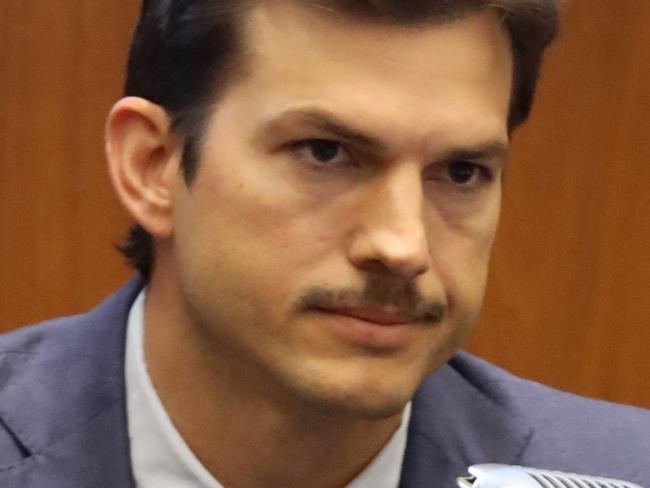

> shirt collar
[126,289,411,488]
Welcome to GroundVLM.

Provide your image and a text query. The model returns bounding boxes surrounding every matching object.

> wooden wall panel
[1,1,649,407]
[468,2,650,408]
[0,0,138,327]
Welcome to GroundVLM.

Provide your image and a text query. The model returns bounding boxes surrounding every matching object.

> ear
[105,97,182,238]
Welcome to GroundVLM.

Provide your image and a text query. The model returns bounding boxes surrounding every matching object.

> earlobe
[105,97,181,238]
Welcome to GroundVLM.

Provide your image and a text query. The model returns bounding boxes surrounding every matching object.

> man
[1,1,649,487]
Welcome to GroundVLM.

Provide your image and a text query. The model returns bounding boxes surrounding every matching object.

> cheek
[428,194,501,311]
[174,154,352,314]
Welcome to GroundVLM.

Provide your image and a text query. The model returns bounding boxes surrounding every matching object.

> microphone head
[457,464,643,488]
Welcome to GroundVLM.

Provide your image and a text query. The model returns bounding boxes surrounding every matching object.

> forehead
[234,1,513,152]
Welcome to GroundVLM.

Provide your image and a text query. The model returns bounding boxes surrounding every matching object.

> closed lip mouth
[313,306,416,326]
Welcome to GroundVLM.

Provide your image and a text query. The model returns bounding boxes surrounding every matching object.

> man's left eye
[446,161,484,185]
[292,139,353,167]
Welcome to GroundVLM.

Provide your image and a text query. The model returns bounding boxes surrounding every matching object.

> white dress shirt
[126,290,411,488]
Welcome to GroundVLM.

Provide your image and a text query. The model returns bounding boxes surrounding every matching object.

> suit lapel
[0,401,134,488]
[0,280,142,488]
[399,354,534,487]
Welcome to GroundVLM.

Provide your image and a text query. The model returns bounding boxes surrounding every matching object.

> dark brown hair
[119,0,560,280]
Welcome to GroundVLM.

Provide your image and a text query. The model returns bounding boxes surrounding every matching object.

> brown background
[1,2,649,408]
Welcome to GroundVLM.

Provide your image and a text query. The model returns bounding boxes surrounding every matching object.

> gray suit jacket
[1,279,649,487]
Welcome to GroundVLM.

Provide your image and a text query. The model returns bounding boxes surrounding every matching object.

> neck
[143,269,406,488]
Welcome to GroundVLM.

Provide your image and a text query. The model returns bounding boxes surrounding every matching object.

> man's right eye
[290,139,355,168]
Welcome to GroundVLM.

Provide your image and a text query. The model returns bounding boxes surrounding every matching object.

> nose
[347,165,430,280]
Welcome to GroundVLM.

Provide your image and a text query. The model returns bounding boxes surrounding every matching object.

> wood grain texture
[0,0,138,327]
[1,1,649,407]
[468,1,650,408]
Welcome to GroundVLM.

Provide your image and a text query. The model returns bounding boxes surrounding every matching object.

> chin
[302,386,412,420]
[282,357,425,419]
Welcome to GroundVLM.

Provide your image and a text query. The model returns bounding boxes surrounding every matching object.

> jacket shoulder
[0,280,141,487]
[448,352,650,478]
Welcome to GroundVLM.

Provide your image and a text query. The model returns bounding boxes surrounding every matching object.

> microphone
[456,464,643,488]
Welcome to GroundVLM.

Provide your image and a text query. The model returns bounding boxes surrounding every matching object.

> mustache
[294,276,445,325]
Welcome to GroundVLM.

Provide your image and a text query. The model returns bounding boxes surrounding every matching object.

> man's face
[169,2,512,416]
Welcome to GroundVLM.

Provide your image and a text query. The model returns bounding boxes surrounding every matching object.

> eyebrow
[256,107,509,163]
[255,107,388,153]
[439,141,510,165]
